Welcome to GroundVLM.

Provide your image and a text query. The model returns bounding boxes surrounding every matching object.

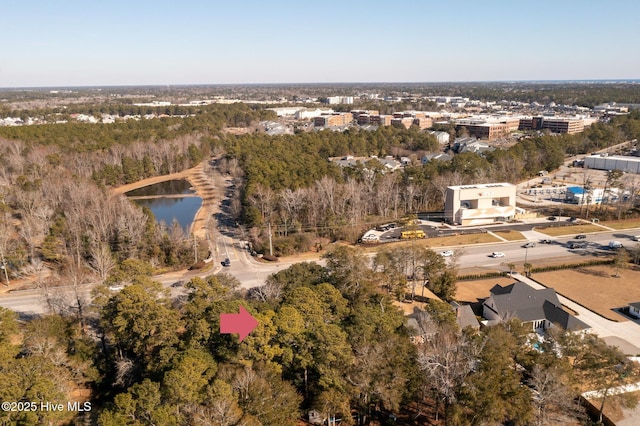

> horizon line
[2,79,640,91]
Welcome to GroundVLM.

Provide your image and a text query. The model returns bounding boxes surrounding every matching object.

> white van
[608,241,623,249]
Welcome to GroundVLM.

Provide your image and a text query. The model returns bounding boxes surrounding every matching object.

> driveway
[512,272,640,355]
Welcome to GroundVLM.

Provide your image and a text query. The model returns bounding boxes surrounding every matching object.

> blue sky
[2,0,639,87]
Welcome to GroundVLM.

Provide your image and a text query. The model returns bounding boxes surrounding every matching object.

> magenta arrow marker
[220,306,258,342]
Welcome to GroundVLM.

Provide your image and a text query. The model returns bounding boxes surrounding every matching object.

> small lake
[127,180,202,232]
[125,179,196,197]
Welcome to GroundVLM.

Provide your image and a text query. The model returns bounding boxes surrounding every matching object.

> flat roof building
[519,116,584,134]
[314,112,354,127]
[455,119,510,141]
[445,183,516,226]
[584,154,640,174]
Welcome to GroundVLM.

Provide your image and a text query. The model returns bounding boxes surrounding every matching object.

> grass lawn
[604,218,640,230]
[536,224,604,236]
[532,265,640,321]
[493,230,526,241]
[455,264,640,322]
[456,276,515,304]
[360,233,501,254]
[423,233,500,247]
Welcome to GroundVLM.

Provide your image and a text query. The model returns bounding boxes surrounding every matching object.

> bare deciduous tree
[249,184,276,224]
[89,244,117,283]
[529,364,585,425]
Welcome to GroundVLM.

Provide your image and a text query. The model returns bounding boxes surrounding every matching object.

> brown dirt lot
[456,264,640,322]
[533,265,640,321]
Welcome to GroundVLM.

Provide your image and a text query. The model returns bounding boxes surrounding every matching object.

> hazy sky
[2,0,639,87]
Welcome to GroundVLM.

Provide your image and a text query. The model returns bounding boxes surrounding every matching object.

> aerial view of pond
[126,180,202,232]
[125,179,196,197]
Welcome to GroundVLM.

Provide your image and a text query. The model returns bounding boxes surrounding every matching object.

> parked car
[540,239,552,244]
[440,250,454,257]
[221,258,231,267]
[523,242,536,248]
[575,234,587,239]
[490,252,505,258]
[361,234,379,243]
[632,235,640,242]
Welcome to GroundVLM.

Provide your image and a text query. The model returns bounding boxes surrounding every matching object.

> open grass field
[536,224,604,236]
[604,218,640,230]
[492,230,526,241]
[423,233,500,247]
[360,233,501,254]
[456,264,640,322]
[533,265,640,321]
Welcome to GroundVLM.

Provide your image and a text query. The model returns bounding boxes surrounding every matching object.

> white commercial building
[583,154,640,174]
[295,108,334,120]
[445,183,516,226]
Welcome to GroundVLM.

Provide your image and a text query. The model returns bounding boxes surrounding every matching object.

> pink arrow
[220,306,258,342]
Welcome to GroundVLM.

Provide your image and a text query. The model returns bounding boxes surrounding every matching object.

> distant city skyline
[3,0,640,88]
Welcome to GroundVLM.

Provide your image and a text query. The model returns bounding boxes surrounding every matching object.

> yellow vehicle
[400,229,426,239]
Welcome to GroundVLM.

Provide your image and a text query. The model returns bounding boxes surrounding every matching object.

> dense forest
[2,100,640,267]
[219,112,640,251]
[1,249,638,425]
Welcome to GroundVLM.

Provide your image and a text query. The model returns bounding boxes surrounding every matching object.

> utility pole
[0,247,9,286]
[193,234,198,263]
[268,223,273,257]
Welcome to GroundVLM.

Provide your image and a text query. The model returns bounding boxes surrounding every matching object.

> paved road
[3,225,638,316]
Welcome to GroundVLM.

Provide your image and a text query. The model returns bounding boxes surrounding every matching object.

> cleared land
[536,224,604,236]
[456,264,640,322]
[533,265,640,321]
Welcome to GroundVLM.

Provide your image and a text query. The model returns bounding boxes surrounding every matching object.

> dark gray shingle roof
[487,282,588,331]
